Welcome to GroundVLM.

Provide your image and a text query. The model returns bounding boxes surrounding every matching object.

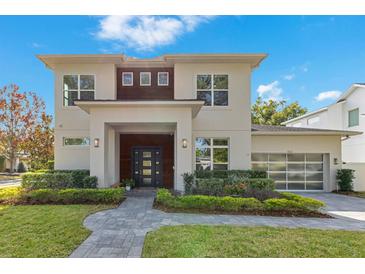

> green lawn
[143,225,365,258]
[0,204,113,257]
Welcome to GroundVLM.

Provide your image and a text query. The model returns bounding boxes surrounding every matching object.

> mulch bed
[153,201,331,218]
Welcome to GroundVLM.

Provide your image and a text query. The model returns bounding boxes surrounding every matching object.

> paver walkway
[70,191,365,258]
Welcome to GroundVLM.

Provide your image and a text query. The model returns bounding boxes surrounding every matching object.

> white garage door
[251,153,324,191]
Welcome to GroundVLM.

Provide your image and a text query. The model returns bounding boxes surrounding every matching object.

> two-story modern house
[283,83,365,190]
[38,54,359,192]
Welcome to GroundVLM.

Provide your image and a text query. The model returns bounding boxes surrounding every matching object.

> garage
[251,124,360,192]
[251,153,325,191]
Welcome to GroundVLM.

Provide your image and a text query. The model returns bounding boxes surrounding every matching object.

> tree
[0,84,47,172]
[22,112,54,170]
[251,97,307,126]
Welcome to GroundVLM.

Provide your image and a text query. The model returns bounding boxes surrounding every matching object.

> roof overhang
[37,54,125,69]
[74,100,205,118]
[164,53,267,69]
[336,83,365,102]
[252,130,362,137]
[37,53,267,70]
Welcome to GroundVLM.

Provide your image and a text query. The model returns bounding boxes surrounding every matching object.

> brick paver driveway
[70,191,365,258]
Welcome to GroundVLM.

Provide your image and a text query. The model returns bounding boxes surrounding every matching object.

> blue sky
[1,15,365,115]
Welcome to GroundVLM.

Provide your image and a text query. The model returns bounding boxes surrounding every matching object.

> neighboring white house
[283,83,365,190]
[37,54,359,192]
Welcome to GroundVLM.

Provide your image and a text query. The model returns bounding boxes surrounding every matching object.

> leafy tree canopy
[251,97,307,126]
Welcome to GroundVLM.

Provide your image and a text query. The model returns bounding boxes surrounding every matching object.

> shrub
[337,169,355,191]
[121,178,135,188]
[21,170,95,189]
[46,160,54,170]
[245,178,275,191]
[155,189,262,211]
[21,172,74,190]
[194,178,225,196]
[264,193,324,212]
[20,188,125,205]
[223,183,247,196]
[82,176,98,188]
[182,172,195,194]
[17,162,26,173]
[194,169,267,179]
[0,186,23,202]
[243,188,281,201]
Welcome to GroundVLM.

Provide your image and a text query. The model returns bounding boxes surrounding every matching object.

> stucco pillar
[175,113,193,191]
[90,119,107,188]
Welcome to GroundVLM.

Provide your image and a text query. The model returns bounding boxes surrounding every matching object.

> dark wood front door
[132,147,163,187]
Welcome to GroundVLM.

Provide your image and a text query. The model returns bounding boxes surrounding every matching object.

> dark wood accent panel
[117,67,174,100]
[120,134,174,188]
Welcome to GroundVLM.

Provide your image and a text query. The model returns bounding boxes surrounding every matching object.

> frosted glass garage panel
[251,153,324,191]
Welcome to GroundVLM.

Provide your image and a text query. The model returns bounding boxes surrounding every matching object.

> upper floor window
[63,137,90,146]
[307,116,320,125]
[63,75,95,107]
[196,74,228,106]
[348,108,359,127]
[158,72,169,86]
[195,137,229,171]
[122,72,133,86]
[140,72,151,86]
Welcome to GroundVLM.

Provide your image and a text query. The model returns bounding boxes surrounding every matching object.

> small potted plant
[122,178,135,191]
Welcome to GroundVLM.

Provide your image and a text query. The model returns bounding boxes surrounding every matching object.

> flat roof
[37,53,267,69]
[74,99,205,117]
[252,124,361,136]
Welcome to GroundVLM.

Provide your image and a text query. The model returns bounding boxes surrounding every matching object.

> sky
[1,15,365,116]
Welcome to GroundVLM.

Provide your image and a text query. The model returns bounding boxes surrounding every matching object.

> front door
[132,147,163,187]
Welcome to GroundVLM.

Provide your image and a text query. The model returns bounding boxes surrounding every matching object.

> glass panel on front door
[132,147,162,187]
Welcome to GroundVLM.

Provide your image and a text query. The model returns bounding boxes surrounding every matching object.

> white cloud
[95,16,213,51]
[257,80,283,101]
[31,42,44,48]
[283,74,295,80]
[315,90,341,102]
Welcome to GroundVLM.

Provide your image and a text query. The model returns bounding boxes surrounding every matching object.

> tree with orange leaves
[0,84,53,172]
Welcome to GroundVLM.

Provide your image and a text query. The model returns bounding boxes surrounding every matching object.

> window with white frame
[63,137,90,146]
[307,116,320,125]
[195,138,229,170]
[196,74,228,106]
[158,72,169,86]
[348,108,359,127]
[63,75,95,106]
[122,72,133,86]
[140,72,151,86]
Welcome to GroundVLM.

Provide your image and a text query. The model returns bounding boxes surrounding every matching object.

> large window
[63,75,95,106]
[63,137,90,146]
[196,74,228,106]
[348,108,359,127]
[195,138,229,170]
[251,153,324,191]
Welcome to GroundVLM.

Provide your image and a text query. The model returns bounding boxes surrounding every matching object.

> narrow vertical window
[122,72,133,86]
[348,108,359,127]
[140,72,151,86]
[158,72,169,86]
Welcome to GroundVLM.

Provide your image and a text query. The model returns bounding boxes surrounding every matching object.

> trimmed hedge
[192,178,275,196]
[21,170,97,190]
[194,169,267,179]
[156,188,324,213]
[19,188,125,205]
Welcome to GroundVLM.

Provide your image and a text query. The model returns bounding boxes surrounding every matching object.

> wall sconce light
[182,138,188,148]
[334,158,338,165]
[94,138,100,148]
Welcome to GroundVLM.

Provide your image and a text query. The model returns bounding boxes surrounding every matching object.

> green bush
[182,172,195,194]
[194,178,225,196]
[17,162,26,173]
[337,169,355,191]
[156,189,263,212]
[21,170,96,189]
[194,169,267,179]
[21,172,74,190]
[155,189,324,213]
[20,188,125,205]
[245,178,275,191]
[264,193,324,211]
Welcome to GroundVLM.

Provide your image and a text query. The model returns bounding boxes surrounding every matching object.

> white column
[90,119,107,188]
[175,114,193,192]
